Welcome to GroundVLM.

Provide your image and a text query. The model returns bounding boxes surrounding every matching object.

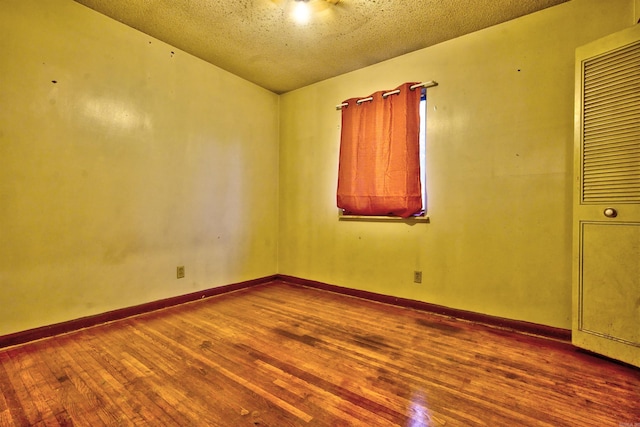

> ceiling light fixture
[292,0,311,25]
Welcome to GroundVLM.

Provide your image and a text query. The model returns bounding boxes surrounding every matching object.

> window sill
[338,211,430,223]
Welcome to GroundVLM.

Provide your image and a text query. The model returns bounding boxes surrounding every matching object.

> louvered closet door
[573,24,640,368]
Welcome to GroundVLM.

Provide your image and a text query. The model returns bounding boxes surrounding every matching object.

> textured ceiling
[73,0,569,94]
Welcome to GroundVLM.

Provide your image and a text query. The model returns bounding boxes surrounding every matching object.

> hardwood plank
[172,312,404,425]
[0,350,45,426]
[9,349,65,427]
[0,281,638,426]
[280,275,572,341]
[137,314,313,426]
[47,338,124,426]
[0,352,29,426]
[193,287,545,424]
[0,276,276,349]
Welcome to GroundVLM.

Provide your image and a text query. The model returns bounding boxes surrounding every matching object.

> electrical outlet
[413,271,422,284]
[177,266,185,279]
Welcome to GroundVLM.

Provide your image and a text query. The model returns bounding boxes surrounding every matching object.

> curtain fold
[337,82,422,218]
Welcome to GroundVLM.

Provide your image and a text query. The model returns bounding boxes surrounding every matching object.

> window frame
[338,90,429,223]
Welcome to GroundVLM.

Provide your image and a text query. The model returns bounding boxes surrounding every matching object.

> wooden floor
[0,281,638,426]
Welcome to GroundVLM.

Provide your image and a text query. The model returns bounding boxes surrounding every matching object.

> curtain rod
[336,81,438,110]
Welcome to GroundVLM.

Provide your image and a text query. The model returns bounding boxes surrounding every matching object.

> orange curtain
[337,82,422,218]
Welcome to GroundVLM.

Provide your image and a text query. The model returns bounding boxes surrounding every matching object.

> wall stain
[103,241,141,264]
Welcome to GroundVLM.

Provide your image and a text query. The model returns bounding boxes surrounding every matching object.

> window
[419,93,427,215]
[337,82,431,221]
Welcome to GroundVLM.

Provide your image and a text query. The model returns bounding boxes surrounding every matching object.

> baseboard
[0,275,277,349]
[277,275,572,342]
[1,273,571,349]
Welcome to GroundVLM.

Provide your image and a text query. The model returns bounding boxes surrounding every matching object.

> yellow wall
[1,0,635,337]
[0,0,279,335]
[278,0,635,328]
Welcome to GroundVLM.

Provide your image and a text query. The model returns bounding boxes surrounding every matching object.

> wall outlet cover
[413,271,422,283]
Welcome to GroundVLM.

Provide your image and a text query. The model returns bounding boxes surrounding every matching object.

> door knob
[603,207,617,218]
